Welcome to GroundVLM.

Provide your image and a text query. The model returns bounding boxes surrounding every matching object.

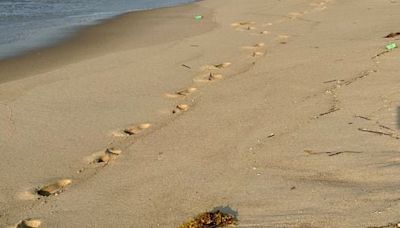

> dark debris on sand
[384,32,400,38]
[180,206,238,228]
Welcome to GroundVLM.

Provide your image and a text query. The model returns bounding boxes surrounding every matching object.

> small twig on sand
[304,150,363,156]
[355,115,371,121]
[358,128,400,139]
[327,151,363,156]
[319,107,340,116]
[323,79,344,84]
[372,50,390,59]
[181,64,191,69]
[323,79,337,84]
[379,124,394,131]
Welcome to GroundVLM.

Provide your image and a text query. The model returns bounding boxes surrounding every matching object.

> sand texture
[1,0,400,227]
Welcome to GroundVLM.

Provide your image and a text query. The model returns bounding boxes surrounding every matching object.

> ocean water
[0,0,195,59]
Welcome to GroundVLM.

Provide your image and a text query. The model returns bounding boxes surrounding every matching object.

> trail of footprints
[11,1,332,227]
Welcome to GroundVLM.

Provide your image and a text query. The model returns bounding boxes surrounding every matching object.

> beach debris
[304,149,363,157]
[323,79,344,84]
[17,218,42,228]
[37,179,72,196]
[194,15,203,20]
[386,42,397,50]
[124,123,151,135]
[180,206,238,228]
[181,64,192,69]
[319,107,340,117]
[208,73,223,81]
[354,115,371,121]
[358,128,400,139]
[373,50,390,59]
[97,147,122,163]
[384,32,400,38]
[379,124,394,131]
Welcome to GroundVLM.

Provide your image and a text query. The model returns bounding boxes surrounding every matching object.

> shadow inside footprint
[176,87,197,96]
[208,73,223,81]
[172,104,189,114]
[166,88,197,98]
[214,62,231,69]
[96,147,122,163]
[37,179,72,197]
[124,123,151,135]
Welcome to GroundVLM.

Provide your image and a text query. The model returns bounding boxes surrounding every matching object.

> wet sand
[1,0,400,227]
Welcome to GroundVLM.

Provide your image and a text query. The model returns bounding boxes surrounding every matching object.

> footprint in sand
[242,42,265,49]
[95,147,122,163]
[252,51,265,57]
[37,179,72,197]
[231,21,256,31]
[276,34,290,44]
[15,218,42,228]
[172,104,189,114]
[123,123,151,135]
[231,21,255,27]
[287,12,305,20]
[262,22,273,27]
[111,123,151,137]
[194,72,223,83]
[165,87,197,98]
[213,62,232,69]
[310,0,329,11]
[241,43,266,57]
[201,62,231,71]
[16,190,37,201]
[259,30,269,35]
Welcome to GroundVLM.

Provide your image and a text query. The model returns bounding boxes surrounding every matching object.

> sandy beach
[1,0,400,227]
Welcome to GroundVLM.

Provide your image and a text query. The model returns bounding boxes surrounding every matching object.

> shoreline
[0,0,211,84]
[2,0,400,227]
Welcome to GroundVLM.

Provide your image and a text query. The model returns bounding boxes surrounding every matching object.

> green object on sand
[386,42,397,50]
[194,15,203,20]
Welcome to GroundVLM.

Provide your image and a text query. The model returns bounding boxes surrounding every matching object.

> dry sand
[1,0,400,227]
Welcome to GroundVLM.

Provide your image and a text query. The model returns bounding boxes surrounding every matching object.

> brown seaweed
[180,207,238,228]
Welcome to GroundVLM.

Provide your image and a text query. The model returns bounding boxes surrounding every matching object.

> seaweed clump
[180,209,237,228]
